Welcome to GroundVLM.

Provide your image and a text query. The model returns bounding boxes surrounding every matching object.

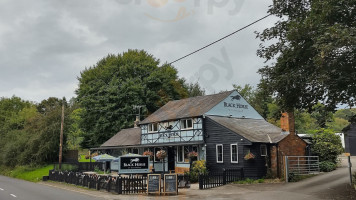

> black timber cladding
[204,117,268,178]
[344,123,356,156]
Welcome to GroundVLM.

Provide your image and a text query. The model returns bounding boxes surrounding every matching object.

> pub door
[167,147,175,172]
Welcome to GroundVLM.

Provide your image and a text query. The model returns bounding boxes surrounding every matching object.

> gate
[284,156,320,182]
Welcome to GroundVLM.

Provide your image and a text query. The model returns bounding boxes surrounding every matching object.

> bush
[311,128,343,163]
[319,161,337,172]
[184,160,207,183]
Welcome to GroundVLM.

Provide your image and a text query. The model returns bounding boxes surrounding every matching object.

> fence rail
[199,168,244,190]
[48,170,147,194]
[285,156,320,182]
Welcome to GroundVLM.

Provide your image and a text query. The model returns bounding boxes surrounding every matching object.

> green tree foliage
[76,50,189,148]
[256,0,356,111]
[311,128,344,163]
[0,97,72,167]
[184,82,205,97]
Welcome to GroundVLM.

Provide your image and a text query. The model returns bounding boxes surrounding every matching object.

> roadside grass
[0,165,53,182]
[234,178,282,184]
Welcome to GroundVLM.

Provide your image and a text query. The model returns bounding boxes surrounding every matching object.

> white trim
[148,123,158,133]
[260,144,267,156]
[180,118,193,130]
[216,144,223,163]
[230,143,238,163]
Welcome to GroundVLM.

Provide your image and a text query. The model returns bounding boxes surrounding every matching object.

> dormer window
[180,118,193,130]
[148,123,158,132]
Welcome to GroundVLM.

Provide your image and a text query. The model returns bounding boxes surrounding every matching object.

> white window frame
[148,123,158,133]
[260,144,267,157]
[216,144,223,163]
[180,118,193,130]
[176,146,189,163]
[230,143,238,163]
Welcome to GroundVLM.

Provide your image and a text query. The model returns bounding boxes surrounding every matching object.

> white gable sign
[205,91,264,119]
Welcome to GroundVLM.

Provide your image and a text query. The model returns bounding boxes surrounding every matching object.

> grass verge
[0,165,53,182]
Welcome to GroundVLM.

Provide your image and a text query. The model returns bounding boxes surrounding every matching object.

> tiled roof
[140,91,233,124]
[100,128,141,147]
[208,116,288,143]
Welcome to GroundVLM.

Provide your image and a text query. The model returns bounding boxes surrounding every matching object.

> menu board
[147,174,161,194]
[164,174,177,195]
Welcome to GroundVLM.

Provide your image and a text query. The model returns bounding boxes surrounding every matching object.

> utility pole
[58,98,65,171]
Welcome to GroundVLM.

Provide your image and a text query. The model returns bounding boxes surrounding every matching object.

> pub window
[260,144,267,156]
[132,148,139,154]
[216,144,223,163]
[148,123,158,132]
[231,144,238,163]
[177,146,189,163]
[180,118,193,129]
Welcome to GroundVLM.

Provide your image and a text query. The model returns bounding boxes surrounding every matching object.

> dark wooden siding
[204,117,268,178]
[345,123,356,156]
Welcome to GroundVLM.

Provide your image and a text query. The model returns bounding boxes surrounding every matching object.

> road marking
[0,188,4,191]
[10,194,17,198]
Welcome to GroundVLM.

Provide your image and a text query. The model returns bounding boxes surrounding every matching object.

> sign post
[345,153,352,186]
[147,174,161,195]
[164,174,178,195]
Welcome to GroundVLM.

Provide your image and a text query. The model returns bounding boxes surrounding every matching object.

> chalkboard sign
[147,174,161,194]
[164,174,178,195]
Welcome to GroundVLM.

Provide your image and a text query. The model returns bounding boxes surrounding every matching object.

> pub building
[93,90,306,178]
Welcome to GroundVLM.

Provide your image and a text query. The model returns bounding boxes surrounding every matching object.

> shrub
[311,128,343,163]
[319,161,337,172]
[184,160,207,183]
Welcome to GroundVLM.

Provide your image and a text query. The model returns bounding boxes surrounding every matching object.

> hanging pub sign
[164,174,178,195]
[147,174,161,195]
[119,155,150,174]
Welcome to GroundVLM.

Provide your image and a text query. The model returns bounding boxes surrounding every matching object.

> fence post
[107,177,111,192]
[199,174,203,189]
[285,156,289,183]
[222,168,226,185]
[117,177,122,194]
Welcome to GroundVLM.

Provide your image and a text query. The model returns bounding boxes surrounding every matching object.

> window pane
[187,119,193,128]
[217,145,223,162]
[133,148,139,154]
[177,146,183,162]
[231,145,237,162]
[153,123,158,131]
[184,146,189,163]
[181,120,186,129]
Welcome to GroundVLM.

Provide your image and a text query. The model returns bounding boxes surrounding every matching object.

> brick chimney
[134,116,140,128]
[280,112,289,132]
[280,112,296,135]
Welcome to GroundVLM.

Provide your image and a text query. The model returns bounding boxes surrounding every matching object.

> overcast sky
[0,0,278,103]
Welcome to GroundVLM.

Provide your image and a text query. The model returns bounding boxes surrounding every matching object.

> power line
[169,14,272,65]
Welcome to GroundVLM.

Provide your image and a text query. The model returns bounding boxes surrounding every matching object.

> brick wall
[269,134,307,178]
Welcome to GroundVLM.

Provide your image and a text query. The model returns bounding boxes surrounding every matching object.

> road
[0,175,102,200]
[0,156,355,200]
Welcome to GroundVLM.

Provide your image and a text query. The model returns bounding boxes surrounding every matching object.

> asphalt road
[0,156,355,200]
[0,175,102,200]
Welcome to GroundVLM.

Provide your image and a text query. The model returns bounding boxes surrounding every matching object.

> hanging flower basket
[156,150,167,160]
[244,151,255,160]
[188,151,198,158]
[143,151,154,159]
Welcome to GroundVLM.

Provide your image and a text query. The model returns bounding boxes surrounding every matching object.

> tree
[76,50,189,148]
[256,0,356,117]
[184,82,205,97]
